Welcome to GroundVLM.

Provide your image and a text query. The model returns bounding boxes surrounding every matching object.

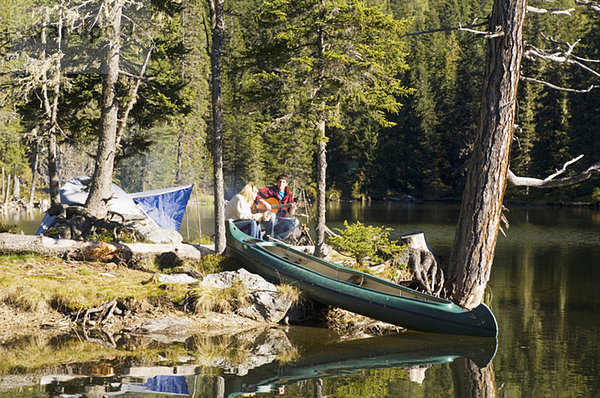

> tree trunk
[313,8,327,258]
[176,130,184,184]
[47,134,61,214]
[314,121,327,257]
[4,174,11,208]
[0,233,213,264]
[85,0,123,219]
[40,6,63,215]
[29,138,40,207]
[446,0,527,308]
[209,0,226,254]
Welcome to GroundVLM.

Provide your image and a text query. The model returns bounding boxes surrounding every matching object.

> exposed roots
[74,299,123,328]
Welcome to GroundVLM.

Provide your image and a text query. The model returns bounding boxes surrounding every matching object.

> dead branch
[527,6,575,15]
[521,75,599,92]
[458,23,504,38]
[575,0,600,14]
[524,36,600,79]
[403,20,488,37]
[508,155,600,188]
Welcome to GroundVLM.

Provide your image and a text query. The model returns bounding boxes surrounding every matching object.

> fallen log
[0,233,214,265]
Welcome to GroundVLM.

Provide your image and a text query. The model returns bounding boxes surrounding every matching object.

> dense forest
[0,0,598,205]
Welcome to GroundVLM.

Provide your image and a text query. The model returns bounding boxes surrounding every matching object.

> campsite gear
[36,177,193,243]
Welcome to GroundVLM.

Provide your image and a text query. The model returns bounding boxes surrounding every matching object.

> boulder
[200,268,294,323]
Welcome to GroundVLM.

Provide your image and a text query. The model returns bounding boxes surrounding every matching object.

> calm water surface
[1,202,599,397]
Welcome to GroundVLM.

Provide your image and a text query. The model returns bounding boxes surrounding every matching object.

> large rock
[199,268,294,323]
[126,217,183,244]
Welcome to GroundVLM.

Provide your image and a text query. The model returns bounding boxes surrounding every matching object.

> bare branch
[115,44,154,147]
[508,155,600,188]
[524,36,600,79]
[403,20,489,37]
[575,0,600,14]
[458,24,504,38]
[521,75,600,92]
[527,6,575,15]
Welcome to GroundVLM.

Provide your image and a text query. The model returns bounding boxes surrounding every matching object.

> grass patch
[276,284,301,306]
[0,253,188,313]
[188,234,215,245]
[186,279,252,315]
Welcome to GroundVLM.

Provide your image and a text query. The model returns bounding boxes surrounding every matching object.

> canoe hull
[226,221,497,337]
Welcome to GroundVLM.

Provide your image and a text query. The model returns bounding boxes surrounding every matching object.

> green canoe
[225,220,498,337]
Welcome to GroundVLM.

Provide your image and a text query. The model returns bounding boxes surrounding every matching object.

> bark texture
[314,124,327,258]
[85,0,123,219]
[209,0,226,254]
[446,0,527,308]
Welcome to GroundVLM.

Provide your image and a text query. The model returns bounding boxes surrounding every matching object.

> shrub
[327,221,405,266]
[0,222,18,233]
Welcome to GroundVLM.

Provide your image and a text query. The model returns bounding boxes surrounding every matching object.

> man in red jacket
[256,173,299,241]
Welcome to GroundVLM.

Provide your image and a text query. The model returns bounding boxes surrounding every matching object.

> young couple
[224,173,300,241]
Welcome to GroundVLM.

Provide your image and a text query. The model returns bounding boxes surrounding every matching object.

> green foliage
[0,222,18,233]
[327,220,405,265]
[1,0,599,205]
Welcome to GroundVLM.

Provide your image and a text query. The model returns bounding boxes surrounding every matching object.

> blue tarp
[130,185,193,231]
[36,178,193,234]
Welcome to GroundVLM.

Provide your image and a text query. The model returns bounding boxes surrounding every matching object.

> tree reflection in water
[0,326,497,397]
[452,359,497,398]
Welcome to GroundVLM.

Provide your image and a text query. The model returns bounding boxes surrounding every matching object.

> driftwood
[0,233,214,265]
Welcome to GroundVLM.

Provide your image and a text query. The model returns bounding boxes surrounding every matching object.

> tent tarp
[130,185,193,231]
[36,177,193,234]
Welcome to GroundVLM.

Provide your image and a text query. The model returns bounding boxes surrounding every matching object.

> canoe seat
[346,274,365,286]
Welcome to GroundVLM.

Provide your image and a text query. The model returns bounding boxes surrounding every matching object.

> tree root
[75,299,123,327]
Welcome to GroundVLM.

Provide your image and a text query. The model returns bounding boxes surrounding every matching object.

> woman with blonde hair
[225,183,270,239]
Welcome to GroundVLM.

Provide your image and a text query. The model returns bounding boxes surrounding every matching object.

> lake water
[1,202,599,397]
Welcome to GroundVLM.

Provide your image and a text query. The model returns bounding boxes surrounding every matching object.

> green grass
[0,253,188,313]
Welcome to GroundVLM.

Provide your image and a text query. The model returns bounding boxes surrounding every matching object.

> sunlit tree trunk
[314,119,327,257]
[85,0,123,218]
[313,2,327,258]
[445,0,527,308]
[208,0,226,254]
[40,6,63,215]
[29,138,39,207]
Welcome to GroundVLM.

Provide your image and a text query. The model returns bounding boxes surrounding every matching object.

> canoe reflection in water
[224,329,497,396]
[33,328,496,397]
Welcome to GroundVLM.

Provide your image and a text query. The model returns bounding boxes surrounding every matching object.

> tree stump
[398,232,444,296]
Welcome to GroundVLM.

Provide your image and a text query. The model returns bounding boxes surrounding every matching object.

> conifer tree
[242,0,412,255]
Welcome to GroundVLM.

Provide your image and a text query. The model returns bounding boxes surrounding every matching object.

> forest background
[1,0,598,206]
